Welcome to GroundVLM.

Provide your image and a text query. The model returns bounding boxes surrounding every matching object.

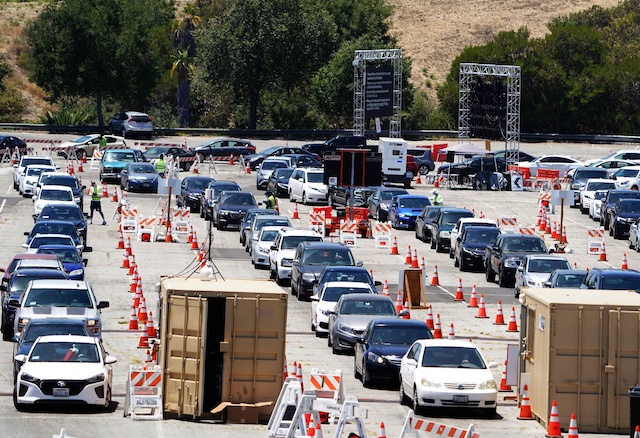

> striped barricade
[309,369,343,405]
[339,220,358,247]
[125,365,163,421]
[400,410,479,438]
[89,148,104,170]
[121,207,139,234]
[587,227,605,255]
[171,207,191,234]
[516,226,537,236]
[137,217,158,242]
[497,216,518,233]
[309,212,326,236]
[372,221,392,249]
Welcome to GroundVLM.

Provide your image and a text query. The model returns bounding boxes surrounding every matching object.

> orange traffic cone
[568,412,579,437]
[499,360,511,391]
[416,173,422,184]
[539,212,546,231]
[468,284,478,307]
[245,162,251,174]
[369,269,374,282]
[455,278,464,301]
[433,314,442,339]
[125,237,132,256]
[128,306,138,330]
[129,269,138,293]
[420,257,426,271]
[561,226,568,244]
[121,252,130,269]
[307,417,316,437]
[518,384,534,419]
[147,311,157,339]
[138,298,148,325]
[552,221,558,240]
[405,245,412,264]
[112,187,118,202]
[599,241,607,261]
[77,160,84,172]
[402,299,411,320]
[395,291,403,314]
[425,305,434,329]
[622,253,629,270]
[378,422,387,438]
[545,216,552,234]
[117,230,125,249]
[315,418,324,438]
[187,225,193,244]
[144,349,152,366]
[546,400,562,437]
[128,254,136,275]
[133,282,142,308]
[296,363,304,391]
[67,161,75,175]
[283,358,289,380]
[293,202,299,219]
[191,230,199,250]
[137,327,149,349]
[87,181,93,195]
[102,182,108,198]
[475,294,488,318]
[391,236,399,255]
[431,265,440,286]
[494,301,506,325]
[382,279,389,296]
[229,153,234,165]
[165,226,173,243]
[82,154,87,164]
[634,425,640,438]
[411,249,419,268]
[448,323,455,340]
[506,306,518,332]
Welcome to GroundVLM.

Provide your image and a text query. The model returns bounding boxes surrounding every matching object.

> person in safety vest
[99,134,107,149]
[155,153,166,177]
[265,190,276,210]
[431,188,443,206]
[90,181,107,225]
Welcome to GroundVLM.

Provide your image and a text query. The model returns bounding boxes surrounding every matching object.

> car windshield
[602,275,640,291]
[575,169,608,180]
[322,287,370,302]
[339,300,394,315]
[244,211,271,225]
[619,201,640,213]
[25,288,92,307]
[282,235,322,249]
[370,326,432,345]
[41,206,82,221]
[72,136,92,144]
[553,273,586,287]
[29,341,99,363]
[22,158,52,167]
[587,182,616,191]
[421,346,486,369]
[464,229,500,244]
[441,212,472,226]
[45,177,77,189]
[504,238,547,252]
[610,192,640,203]
[259,230,280,241]
[104,152,135,162]
[380,190,406,200]
[256,219,289,230]
[38,248,81,263]
[24,324,88,342]
[41,190,73,201]
[130,164,155,173]
[32,223,76,236]
[26,167,50,177]
[261,147,281,155]
[307,172,324,183]
[302,248,354,265]
[187,179,211,190]
[221,193,255,206]
[528,259,571,273]
[398,198,430,209]
[276,170,294,180]
[321,270,371,284]
[31,236,73,248]
[262,161,287,170]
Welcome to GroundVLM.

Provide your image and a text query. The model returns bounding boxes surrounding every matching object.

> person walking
[155,153,166,177]
[90,181,107,225]
[265,190,276,210]
[431,188,443,206]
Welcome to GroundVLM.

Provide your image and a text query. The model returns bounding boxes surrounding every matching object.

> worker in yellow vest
[155,153,166,177]
[90,181,106,225]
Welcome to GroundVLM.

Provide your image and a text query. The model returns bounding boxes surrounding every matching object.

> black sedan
[415,205,444,243]
[267,168,295,197]
[144,146,196,171]
[24,220,83,247]
[200,181,241,220]
[176,175,216,213]
[194,138,256,161]
[244,146,321,170]
[609,199,640,239]
[454,226,501,272]
[367,187,408,221]
[0,135,27,156]
[211,191,258,230]
[354,318,433,387]
[34,203,88,244]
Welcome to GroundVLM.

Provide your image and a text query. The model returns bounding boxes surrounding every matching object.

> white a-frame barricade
[124,365,163,421]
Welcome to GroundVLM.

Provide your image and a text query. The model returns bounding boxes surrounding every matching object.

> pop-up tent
[438,142,491,156]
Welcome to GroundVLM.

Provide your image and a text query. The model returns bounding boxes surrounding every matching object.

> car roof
[370,318,432,328]
[40,185,73,192]
[418,339,479,348]
[321,265,368,272]
[279,228,321,237]
[38,244,80,250]
[183,175,215,181]
[338,293,391,302]
[458,218,495,225]
[35,334,97,344]
[31,233,75,240]
[591,268,640,276]
[299,241,348,250]
[324,281,372,289]
[13,268,67,277]
[501,233,544,240]
[463,225,501,232]
[551,269,588,275]
[396,194,429,199]
[440,207,473,213]
[523,254,568,261]
[28,279,89,288]
[585,178,615,184]
[10,253,59,261]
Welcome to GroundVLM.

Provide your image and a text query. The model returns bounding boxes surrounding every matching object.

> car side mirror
[23,231,29,236]
[82,258,88,267]
[398,309,409,317]
[83,246,93,253]
[105,356,117,365]
[310,295,319,301]
[81,185,86,190]
[31,195,36,201]
[8,298,20,308]
[98,301,110,309]
[543,281,551,287]
[14,354,26,363]
[356,260,363,267]
[270,245,277,251]
[21,243,28,249]
[356,337,366,344]
[374,280,382,286]
[517,266,524,272]
[327,310,336,315]
[10,336,19,343]
[292,260,300,266]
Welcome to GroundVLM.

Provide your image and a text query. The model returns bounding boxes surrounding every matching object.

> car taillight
[148,115,152,122]
[128,115,133,122]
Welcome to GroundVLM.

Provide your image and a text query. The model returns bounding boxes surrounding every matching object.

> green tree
[25,0,174,126]
[172,4,200,127]
[196,0,336,129]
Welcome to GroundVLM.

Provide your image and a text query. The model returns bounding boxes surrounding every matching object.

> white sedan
[57,134,125,160]
[13,335,116,410]
[251,226,284,268]
[588,189,609,221]
[19,165,56,197]
[518,154,584,177]
[311,281,375,337]
[579,178,616,213]
[33,185,76,217]
[399,339,498,416]
[22,233,82,254]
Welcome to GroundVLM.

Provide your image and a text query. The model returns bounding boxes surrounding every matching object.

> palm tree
[172,5,200,127]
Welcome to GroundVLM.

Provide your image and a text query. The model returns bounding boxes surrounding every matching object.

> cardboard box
[211,401,273,424]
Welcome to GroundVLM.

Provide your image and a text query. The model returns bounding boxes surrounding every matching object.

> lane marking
[0,199,5,213]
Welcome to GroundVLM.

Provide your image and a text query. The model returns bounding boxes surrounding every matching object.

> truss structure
[458,63,521,164]
[353,49,403,138]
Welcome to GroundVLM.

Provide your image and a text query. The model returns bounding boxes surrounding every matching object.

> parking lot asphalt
[0,133,631,437]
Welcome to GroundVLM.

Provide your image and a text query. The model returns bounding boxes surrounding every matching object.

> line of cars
[4,157,113,410]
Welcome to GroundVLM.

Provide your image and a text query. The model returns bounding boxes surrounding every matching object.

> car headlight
[309,187,320,192]
[87,373,106,383]
[220,211,230,217]
[277,183,287,188]
[616,217,628,223]
[439,230,450,238]
[367,351,384,364]
[187,192,199,200]
[420,377,443,388]
[257,246,269,255]
[337,323,352,333]
[380,204,389,211]
[571,183,580,190]
[281,259,293,267]
[479,379,497,390]
[69,269,84,277]
[462,247,475,255]
[320,308,330,316]
[504,257,520,268]
[302,273,316,282]
[398,213,409,218]
[21,373,41,384]
[526,279,541,287]
[18,317,30,330]
[619,181,629,186]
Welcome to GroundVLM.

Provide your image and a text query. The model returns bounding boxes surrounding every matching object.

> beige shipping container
[158,277,287,421]
[520,288,640,434]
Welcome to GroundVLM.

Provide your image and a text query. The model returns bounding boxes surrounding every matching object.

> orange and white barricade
[538,191,552,208]
[309,212,326,236]
[309,368,344,405]
[137,216,158,242]
[371,221,392,249]
[125,365,163,420]
[587,227,605,255]
[498,215,518,233]
[89,147,104,170]
[400,410,479,438]
[339,220,358,247]
[516,226,538,236]
[171,207,191,235]
[120,207,139,234]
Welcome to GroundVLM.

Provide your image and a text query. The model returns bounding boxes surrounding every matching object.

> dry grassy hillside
[0,0,624,120]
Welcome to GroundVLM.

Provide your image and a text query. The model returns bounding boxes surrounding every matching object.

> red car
[407,155,419,177]
[1,253,60,287]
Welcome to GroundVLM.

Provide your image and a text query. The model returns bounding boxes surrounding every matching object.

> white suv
[269,228,323,285]
[19,165,56,197]
[288,167,327,204]
[108,111,153,139]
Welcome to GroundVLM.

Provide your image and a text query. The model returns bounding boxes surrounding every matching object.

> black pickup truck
[485,234,548,288]
[327,185,378,208]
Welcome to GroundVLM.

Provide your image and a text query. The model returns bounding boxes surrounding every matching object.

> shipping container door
[164,295,207,417]
[606,309,639,431]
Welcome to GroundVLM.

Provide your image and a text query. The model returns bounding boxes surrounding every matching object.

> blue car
[34,203,88,244]
[120,162,159,193]
[11,318,89,379]
[239,208,272,246]
[354,318,433,387]
[387,195,431,229]
[36,244,87,280]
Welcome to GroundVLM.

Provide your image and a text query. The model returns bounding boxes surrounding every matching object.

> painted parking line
[0,199,5,213]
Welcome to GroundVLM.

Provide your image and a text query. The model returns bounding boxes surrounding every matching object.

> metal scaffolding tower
[353,49,403,138]
[458,63,521,164]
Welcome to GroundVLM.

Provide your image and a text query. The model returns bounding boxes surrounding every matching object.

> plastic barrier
[121,207,139,234]
[400,409,479,438]
[587,227,605,255]
[124,365,163,421]
[372,221,392,248]
[516,226,538,236]
[89,147,104,170]
[497,216,518,233]
[309,369,344,405]
[339,221,358,247]
[309,212,327,236]
[171,207,191,234]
